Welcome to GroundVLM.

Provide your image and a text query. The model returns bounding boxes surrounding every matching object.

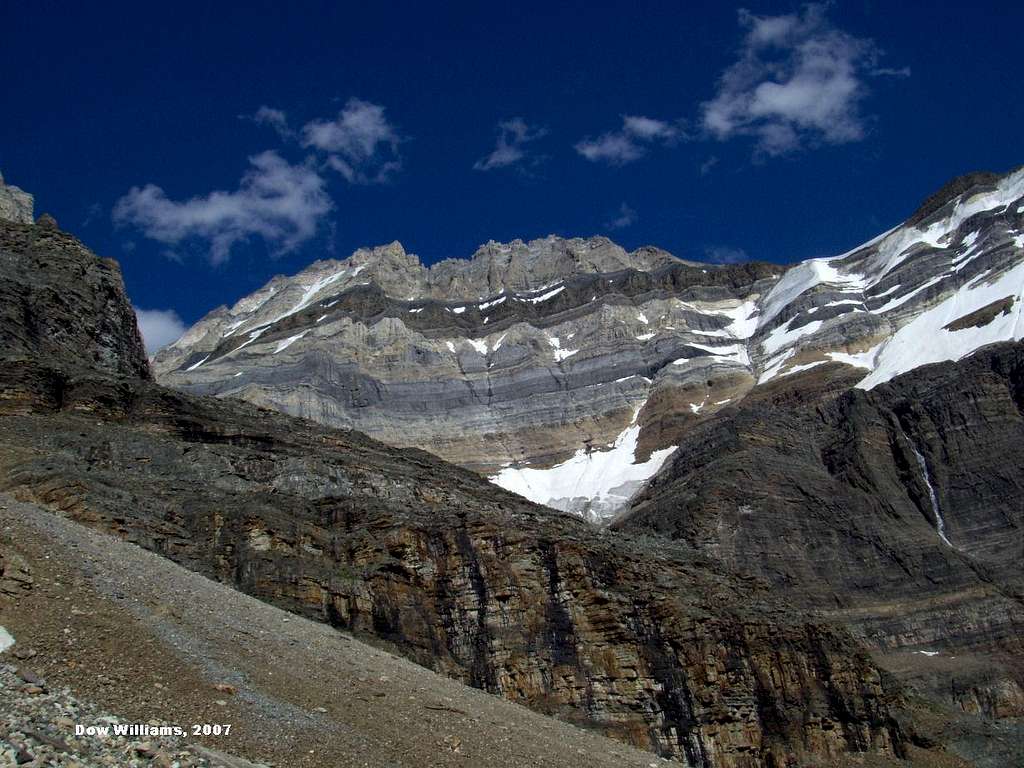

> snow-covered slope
[153,167,1024,522]
[490,402,677,523]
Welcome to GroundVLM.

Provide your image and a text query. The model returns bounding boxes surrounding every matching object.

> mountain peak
[906,166,1019,226]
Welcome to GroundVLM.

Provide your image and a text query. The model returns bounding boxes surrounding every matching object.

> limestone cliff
[154,168,1024,523]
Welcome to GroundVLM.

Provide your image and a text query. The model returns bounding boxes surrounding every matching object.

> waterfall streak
[906,438,953,548]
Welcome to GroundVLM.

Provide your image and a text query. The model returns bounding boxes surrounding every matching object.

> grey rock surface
[155,168,1024,521]
[0,172,34,225]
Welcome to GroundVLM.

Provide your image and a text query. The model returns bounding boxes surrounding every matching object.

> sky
[3,1,1022,351]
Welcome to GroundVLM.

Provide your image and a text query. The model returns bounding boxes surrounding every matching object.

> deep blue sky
[3,0,1022,336]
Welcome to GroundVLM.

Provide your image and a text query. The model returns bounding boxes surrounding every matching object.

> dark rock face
[0,220,915,766]
[0,219,150,380]
[0,364,909,764]
[905,170,1005,226]
[617,349,1024,718]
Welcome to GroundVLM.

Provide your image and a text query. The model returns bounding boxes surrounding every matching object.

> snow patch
[870,284,902,299]
[235,327,267,350]
[761,319,823,357]
[721,300,759,339]
[525,285,565,303]
[548,336,578,361]
[490,403,675,521]
[859,259,1024,388]
[826,345,880,370]
[274,331,309,354]
[185,355,210,372]
[870,274,945,315]
[688,342,750,366]
[780,360,827,377]
[759,259,866,328]
[757,349,796,384]
[479,295,507,311]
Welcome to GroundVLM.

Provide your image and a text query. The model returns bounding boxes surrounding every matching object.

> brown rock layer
[619,352,1024,720]
[0,361,905,765]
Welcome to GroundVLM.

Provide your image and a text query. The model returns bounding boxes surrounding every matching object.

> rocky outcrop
[0,215,917,766]
[153,167,1024,521]
[0,217,150,380]
[0,172,33,225]
[617,347,1024,718]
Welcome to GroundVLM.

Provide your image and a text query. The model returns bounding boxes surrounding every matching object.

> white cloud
[702,4,894,156]
[575,115,684,166]
[606,202,638,230]
[134,307,186,354]
[113,151,331,265]
[621,115,676,140]
[474,118,547,171]
[301,98,403,184]
[699,156,719,176]
[248,105,293,138]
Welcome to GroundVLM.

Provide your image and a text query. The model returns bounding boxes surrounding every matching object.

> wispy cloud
[702,4,897,157]
[113,151,332,265]
[575,115,686,166]
[703,245,749,264]
[115,98,406,263]
[474,118,547,172]
[134,306,187,354]
[246,105,294,139]
[301,98,403,184]
[699,156,719,176]
[605,202,638,230]
[871,66,911,78]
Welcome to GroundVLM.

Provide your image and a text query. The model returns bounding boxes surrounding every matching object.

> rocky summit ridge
[156,167,1024,524]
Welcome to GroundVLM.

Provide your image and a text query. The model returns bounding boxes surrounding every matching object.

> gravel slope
[0,495,670,768]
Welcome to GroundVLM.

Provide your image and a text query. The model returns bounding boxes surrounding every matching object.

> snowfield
[490,403,676,522]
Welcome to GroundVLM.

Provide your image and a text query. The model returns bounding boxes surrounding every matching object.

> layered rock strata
[617,349,1024,720]
[155,168,1024,521]
[0,208,915,766]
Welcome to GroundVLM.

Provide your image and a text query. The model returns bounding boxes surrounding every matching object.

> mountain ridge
[155,165,1024,522]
